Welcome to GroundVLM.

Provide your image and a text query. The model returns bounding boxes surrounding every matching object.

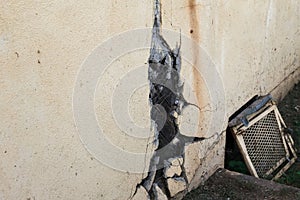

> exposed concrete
[136,1,216,199]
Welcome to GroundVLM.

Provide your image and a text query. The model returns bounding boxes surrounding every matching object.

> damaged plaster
[2,0,299,199]
[132,1,207,199]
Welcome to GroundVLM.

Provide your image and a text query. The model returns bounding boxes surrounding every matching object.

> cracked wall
[132,1,219,199]
[0,0,299,200]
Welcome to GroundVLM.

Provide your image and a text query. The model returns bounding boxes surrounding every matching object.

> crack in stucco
[131,1,208,199]
[128,0,228,199]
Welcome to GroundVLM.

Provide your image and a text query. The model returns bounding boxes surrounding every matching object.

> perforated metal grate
[243,110,287,177]
[230,99,297,180]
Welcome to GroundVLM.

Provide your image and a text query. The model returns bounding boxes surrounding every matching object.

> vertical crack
[132,1,207,199]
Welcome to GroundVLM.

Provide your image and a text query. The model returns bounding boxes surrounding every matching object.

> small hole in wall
[190,29,193,34]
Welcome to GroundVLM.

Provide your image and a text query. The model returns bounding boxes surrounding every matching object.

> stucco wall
[0,0,299,199]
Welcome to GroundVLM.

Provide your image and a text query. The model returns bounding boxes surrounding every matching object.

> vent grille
[230,101,297,180]
[243,111,287,177]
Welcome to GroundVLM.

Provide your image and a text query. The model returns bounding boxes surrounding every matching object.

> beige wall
[0,0,299,199]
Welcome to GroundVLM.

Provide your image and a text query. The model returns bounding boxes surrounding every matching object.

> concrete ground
[183,168,300,200]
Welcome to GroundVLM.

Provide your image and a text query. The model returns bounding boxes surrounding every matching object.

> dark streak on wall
[188,0,200,42]
[188,0,204,130]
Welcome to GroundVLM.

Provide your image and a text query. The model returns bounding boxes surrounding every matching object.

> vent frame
[230,101,297,180]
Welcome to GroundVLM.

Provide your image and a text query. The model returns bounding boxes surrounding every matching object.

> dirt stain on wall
[188,0,205,131]
[188,0,200,42]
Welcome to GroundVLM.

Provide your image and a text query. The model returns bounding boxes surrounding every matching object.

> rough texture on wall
[0,0,299,200]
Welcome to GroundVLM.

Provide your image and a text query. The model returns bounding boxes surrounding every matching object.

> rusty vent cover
[229,97,297,180]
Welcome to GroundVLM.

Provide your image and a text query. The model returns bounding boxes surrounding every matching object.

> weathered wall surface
[0,0,299,199]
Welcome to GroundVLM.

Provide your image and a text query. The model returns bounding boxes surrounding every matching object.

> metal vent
[243,110,287,177]
[229,97,297,180]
